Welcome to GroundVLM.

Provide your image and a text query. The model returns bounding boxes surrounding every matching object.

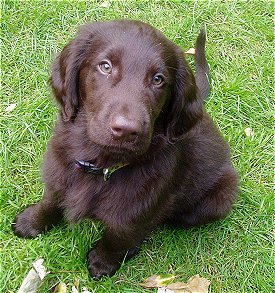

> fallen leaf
[141,274,210,293]
[100,1,110,8]
[17,269,42,293]
[244,127,253,137]
[53,282,67,293]
[167,275,210,293]
[82,288,92,293]
[5,103,17,112]
[17,259,48,293]
[157,287,174,293]
[140,274,176,288]
[32,258,47,280]
[72,278,80,292]
[185,48,196,55]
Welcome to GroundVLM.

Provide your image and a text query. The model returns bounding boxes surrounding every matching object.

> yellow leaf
[54,282,67,293]
[140,274,176,288]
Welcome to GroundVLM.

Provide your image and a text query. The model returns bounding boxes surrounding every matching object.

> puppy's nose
[110,116,142,141]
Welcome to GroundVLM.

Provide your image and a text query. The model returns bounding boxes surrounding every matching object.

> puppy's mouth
[100,140,149,156]
[89,137,150,163]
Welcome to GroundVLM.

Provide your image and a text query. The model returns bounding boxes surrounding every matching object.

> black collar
[75,160,128,181]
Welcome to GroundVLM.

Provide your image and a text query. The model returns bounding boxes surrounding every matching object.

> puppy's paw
[87,249,119,279]
[12,205,44,238]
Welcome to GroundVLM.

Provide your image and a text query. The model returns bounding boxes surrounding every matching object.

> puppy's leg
[87,227,144,278]
[172,168,238,227]
[12,186,63,238]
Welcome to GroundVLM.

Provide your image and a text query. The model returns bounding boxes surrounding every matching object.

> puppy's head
[51,20,203,157]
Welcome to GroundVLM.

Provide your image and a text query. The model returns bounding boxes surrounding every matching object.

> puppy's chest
[62,160,175,225]
[62,172,144,222]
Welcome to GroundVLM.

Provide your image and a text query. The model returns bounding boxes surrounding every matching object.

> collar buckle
[76,160,128,181]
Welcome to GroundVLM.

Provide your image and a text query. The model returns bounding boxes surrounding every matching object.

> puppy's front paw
[12,205,44,238]
[87,249,119,279]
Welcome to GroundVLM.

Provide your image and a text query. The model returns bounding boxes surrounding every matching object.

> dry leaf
[5,103,17,112]
[157,287,174,293]
[53,282,67,293]
[32,258,47,280]
[100,1,110,8]
[82,288,92,293]
[167,275,210,293]
[17,259,48,293]
[185,48,196,55]
[52,278,91,293]
[140,274,176,288]
[141,274,210,293]
[72,278,80,292]
[244,127,253,137]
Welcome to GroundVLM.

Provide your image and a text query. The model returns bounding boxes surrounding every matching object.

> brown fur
[13,20,238,278]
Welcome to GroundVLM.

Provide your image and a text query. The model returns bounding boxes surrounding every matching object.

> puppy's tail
[195,28,210,100]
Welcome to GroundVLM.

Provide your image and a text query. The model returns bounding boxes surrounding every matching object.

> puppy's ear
[164,30,209,142]
[50,26,93,121]
[164,51,203,142]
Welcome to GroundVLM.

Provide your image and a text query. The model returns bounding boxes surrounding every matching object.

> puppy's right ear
[50,42,78,121]
[50,24,95,121]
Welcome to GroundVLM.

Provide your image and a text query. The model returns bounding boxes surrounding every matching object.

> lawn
[1,0,273,292]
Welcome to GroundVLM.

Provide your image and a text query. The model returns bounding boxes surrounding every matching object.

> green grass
[1,0,273,292]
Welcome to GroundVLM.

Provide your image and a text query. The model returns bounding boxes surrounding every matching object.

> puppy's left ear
[164,30,209,141]
[164,50,203,141]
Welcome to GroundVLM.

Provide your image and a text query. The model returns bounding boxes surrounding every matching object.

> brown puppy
[13,20,238,278]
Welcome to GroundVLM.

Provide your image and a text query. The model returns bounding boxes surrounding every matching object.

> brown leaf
[167,275,210,293]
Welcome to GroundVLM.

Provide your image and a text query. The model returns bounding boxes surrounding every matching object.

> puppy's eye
[152,74,164,86]
[98,61,112,74]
